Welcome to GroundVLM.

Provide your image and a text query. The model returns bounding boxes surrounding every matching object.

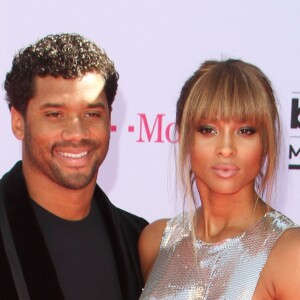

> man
[0,33,148,299]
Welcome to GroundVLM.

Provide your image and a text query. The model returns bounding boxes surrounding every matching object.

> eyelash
[44,111,102,119]
[86,112,102,118]
[197,125,257,136]
[197,126,217,135]
[45,112,62,118]
[237,127,257,135]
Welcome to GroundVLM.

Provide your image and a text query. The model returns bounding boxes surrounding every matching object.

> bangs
[177,58,280,208]
[186,62,270,127]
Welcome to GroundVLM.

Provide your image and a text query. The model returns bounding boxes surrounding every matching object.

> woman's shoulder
[272,226,300,260]
[139,218,170,248]
[267,210,298,228]
[256,225,300,298]
[264,211,300,276]
[138,218,169,280]
[138,212,192,279]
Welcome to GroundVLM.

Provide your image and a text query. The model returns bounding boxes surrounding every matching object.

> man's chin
[53,172,96,190]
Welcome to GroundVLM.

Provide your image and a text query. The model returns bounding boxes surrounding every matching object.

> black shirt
[32,199,122,300]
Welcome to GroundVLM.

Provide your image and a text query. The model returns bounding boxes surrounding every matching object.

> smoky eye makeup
[196,124,217,135]
[237,126,258,135]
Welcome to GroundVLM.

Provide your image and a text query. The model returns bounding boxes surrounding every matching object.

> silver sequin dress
[140,210,297,300]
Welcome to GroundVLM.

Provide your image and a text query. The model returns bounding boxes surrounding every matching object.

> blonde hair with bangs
[176,59,280,210]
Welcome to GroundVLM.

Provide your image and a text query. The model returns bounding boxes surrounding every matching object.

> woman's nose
[216,133,237,157]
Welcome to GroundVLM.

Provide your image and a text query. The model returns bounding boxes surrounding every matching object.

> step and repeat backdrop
[0,1,300,222]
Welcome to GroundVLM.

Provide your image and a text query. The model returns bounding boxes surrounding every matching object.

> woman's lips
[211,164,240,178]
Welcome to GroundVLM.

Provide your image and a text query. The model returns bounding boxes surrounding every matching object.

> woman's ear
[11,107,25,140]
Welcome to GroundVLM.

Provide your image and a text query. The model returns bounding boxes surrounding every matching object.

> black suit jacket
[0,162,148,299]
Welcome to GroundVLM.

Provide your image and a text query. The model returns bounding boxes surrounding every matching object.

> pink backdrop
[1,1,300,222]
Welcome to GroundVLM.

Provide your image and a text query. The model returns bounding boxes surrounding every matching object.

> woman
[139,59,300,299]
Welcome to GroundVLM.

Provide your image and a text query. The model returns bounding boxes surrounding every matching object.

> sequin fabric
[140,211,298,300]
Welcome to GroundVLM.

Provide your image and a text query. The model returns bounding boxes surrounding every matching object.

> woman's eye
[238,127,257,135]
[197,126,217,135]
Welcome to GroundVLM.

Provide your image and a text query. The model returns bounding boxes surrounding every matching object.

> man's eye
[45,112,62,118]
[86,112,102,118]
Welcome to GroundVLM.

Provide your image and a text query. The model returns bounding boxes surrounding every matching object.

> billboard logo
[291,98,300,128]
[289,145,300,169]
[289,96,300,169]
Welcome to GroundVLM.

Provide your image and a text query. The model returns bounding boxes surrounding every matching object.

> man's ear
[11,107,25,140]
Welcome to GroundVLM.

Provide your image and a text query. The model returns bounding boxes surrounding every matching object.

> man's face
[12,72,110,190]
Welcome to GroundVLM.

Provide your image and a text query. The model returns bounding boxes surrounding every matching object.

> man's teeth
[58,151,88,158]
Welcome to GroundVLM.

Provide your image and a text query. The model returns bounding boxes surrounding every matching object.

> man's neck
[23,165,97,221]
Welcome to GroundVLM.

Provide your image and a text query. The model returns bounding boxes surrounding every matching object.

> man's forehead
[30,73,107,105]
[34,72,105,83]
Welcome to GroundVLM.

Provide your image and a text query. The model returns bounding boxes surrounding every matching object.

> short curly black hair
[4,33,119,115]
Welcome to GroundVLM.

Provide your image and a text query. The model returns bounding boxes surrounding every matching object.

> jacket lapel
[1,162,64,300]
[94,186,145,300]
[1,162,145,300]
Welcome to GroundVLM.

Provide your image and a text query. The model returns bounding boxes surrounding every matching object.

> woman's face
[190,119,263,198]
